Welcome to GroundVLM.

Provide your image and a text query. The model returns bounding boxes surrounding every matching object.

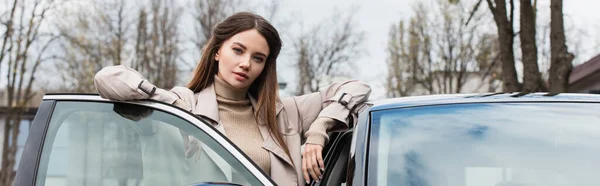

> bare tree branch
[387,0,498,97]
[191,0,239,51]
[294,9,364,95]
[1,0,58,184]
[485,0,497,14]
[465,0,483,26]
[0,0,19,83]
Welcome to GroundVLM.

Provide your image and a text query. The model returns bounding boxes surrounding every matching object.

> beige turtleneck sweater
[214,76,272,175]
[213,76,337,176]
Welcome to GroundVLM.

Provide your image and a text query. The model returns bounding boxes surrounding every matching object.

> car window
[35,101,264,186]
[369,102,600,186]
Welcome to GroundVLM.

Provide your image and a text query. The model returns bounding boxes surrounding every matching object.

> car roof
[44,92,600,112]
[368,92,600,111]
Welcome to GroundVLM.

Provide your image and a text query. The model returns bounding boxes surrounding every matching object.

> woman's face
[215,29,270,89]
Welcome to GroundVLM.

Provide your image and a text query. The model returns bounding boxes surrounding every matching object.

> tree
[468,0,520,92]
[1,0,59,184]
[294,10,364,95]
[133,0,182,89]
[466,0,575,93]
[54,0,182,92]
[433,0,484,94]
[386,21,416,97]
[519,0,546,92]
[386,0,498,97]
[485,0,520,92]
[386,5,435,97]
[0,0,18,85]
[191,0,240,52]
[475,33,502,92]
[548,0,573,93]
[54,0,133,92]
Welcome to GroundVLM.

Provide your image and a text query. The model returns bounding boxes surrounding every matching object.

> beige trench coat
[94,65,371,186]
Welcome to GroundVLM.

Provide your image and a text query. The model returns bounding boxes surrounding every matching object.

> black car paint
[14,100,56,186]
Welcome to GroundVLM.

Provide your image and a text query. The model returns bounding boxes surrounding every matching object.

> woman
[94,12,371,186]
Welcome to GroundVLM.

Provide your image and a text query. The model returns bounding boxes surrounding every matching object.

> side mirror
[189,182,244,186]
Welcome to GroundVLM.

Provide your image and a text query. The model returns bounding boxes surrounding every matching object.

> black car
[317,92,600,186]
[14,93,600,186]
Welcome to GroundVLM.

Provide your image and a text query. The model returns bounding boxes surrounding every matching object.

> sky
[271,0,600,99]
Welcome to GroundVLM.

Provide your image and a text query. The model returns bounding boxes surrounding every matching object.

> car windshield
[369,102,600,186]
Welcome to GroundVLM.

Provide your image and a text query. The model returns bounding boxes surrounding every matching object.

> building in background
[569,54,600,93]
[0,89,42,169]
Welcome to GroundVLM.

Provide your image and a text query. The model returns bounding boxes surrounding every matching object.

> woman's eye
[253,56,265,62]
[233,48,243,54]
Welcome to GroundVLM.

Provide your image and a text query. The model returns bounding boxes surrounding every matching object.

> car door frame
[14,94,275,186]
[309,107,371,186]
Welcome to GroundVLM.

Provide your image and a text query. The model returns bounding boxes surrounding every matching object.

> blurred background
[1,0,599,184]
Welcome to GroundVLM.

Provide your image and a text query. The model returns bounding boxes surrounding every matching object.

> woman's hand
[302,143,325,184]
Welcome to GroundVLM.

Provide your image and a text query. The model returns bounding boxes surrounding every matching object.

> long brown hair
[186,12,290,160]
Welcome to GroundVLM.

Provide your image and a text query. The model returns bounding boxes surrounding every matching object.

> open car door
[15,94,275,186]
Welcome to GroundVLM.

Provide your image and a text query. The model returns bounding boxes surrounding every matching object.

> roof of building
[570,54,600,85]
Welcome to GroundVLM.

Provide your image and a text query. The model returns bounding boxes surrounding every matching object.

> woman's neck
[214,75,249,101]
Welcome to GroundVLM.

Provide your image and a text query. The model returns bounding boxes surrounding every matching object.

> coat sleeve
[291,80,371,145]
[94,65,180,104]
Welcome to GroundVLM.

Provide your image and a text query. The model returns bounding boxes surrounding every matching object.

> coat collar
[192,83,293,167]
[194,83,220,123]
[250,97,293,168]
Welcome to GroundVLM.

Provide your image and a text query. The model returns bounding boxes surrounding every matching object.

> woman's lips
[233,72,249,80]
